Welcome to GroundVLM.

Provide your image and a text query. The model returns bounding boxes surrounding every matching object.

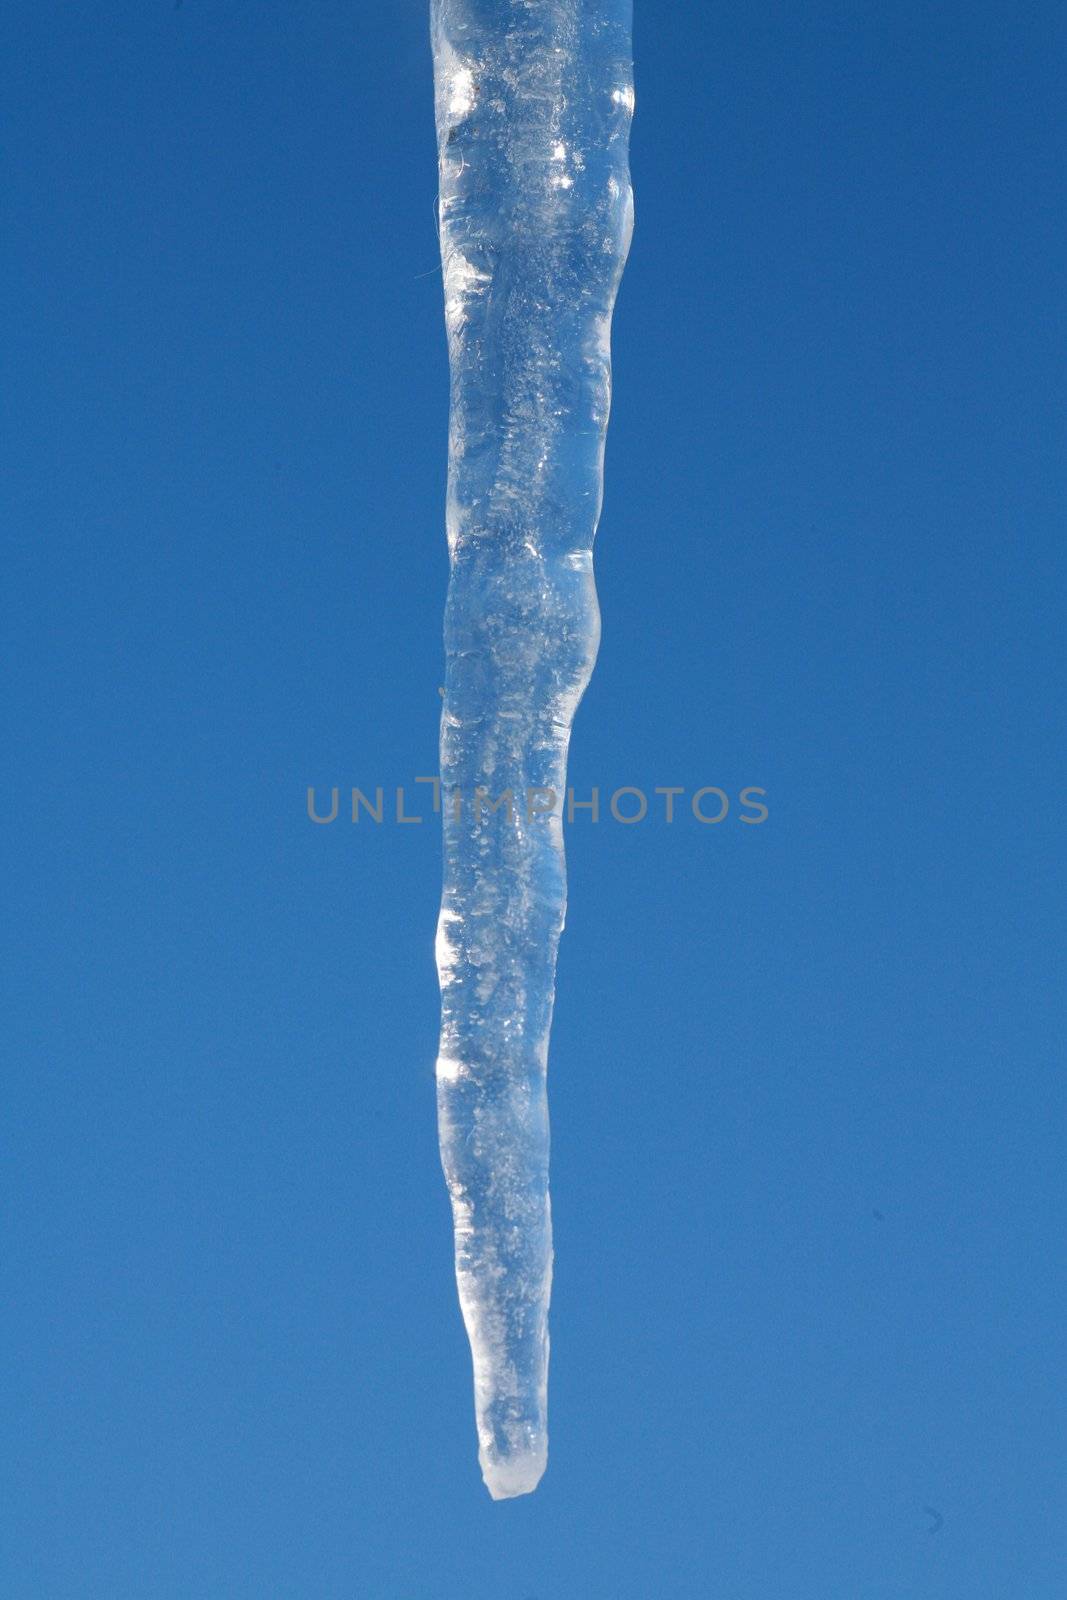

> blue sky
[3,2,1064,1595]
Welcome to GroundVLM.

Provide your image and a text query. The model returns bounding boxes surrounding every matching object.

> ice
[430,0,633,1500]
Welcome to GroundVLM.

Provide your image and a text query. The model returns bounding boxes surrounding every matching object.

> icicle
[430,0,634,1500]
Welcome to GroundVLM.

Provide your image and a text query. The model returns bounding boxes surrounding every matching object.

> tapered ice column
[430,0,633,1499]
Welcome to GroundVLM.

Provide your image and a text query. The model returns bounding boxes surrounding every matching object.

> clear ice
[430,0,634,1500]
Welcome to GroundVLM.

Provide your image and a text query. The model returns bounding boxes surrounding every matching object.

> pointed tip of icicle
[480,1447,547,1501]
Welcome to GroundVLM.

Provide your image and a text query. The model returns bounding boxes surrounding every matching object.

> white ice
[430,0,634,1500]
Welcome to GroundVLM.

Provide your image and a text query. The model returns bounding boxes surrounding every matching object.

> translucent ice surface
[430,0,633,1500]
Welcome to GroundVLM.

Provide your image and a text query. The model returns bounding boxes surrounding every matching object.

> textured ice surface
[431,0,633,1500]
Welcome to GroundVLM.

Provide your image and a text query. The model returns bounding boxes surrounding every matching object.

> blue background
[3,2,1064,1595]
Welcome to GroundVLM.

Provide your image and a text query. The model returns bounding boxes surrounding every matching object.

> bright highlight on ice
[430,0,634,1500]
